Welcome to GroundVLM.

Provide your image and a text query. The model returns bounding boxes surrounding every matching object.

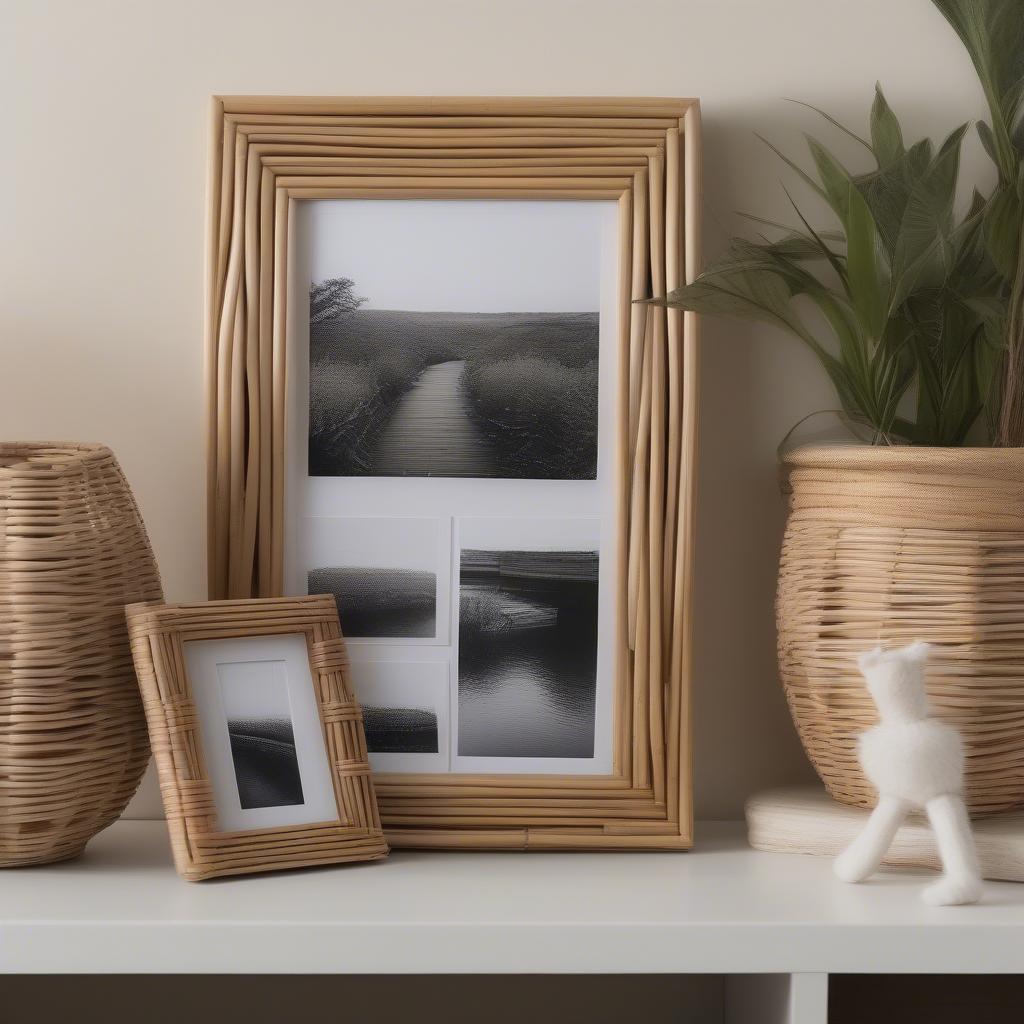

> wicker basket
[776,445,1024,816]
[0,443,163,865]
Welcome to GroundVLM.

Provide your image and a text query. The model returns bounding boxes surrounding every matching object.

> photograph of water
[308,566,437,639]
[225,717,305,810]
[458,548,599,759]
[308,293,598,480]
[362,705,440,754]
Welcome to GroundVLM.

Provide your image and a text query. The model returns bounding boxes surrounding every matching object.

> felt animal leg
[921,793,982,906]
[834,796,910,883]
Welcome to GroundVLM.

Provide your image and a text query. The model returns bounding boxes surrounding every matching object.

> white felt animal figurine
[833,642,982,906]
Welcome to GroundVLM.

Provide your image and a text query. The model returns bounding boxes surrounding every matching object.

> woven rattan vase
[776,445,1024,817]
[0,443,162,865]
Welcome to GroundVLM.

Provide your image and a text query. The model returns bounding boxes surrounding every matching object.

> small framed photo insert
[207,97,701,850]
[127,596,388,880]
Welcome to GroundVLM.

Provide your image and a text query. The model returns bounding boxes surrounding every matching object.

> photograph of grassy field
[307,566,436,639]
[362,705,439,754]
[308,287,599,479]
[345,658,451,772]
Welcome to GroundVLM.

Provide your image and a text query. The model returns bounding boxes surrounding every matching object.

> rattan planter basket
[0,443,162,866]
[776,445,1024,816]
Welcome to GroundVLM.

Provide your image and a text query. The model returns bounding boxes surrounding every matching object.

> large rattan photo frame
[206,97,701,850]
[127,595,388,879]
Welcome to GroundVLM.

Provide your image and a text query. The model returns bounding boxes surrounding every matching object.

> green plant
[651,87,1007,446]
[931,0,1024,445]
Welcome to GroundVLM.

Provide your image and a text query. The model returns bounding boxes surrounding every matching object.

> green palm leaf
[870,84,905,166]
[931,0,1024,182]
[647,76,1009,447]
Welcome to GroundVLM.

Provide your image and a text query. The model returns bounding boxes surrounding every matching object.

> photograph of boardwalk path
[371,359,494,477]
[308,295,599,479]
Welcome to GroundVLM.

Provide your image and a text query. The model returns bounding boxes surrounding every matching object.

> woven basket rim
[0,442,113,474]
[783,443,1024,477]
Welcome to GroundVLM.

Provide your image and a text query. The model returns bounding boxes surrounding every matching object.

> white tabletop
[0,820,1021,974]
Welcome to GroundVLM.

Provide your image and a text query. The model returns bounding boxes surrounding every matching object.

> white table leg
[725,973,828,1024]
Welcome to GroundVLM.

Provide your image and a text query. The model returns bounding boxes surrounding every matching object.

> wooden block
[746,785,1024,883]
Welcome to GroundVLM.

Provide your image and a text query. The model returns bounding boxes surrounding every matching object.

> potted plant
[652,32,1024,816]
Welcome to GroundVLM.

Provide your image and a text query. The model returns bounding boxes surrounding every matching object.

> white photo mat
[285,198,621,776]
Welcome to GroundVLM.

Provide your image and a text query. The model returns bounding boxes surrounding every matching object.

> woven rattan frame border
[206,97,701,850]
[126,595,388,879]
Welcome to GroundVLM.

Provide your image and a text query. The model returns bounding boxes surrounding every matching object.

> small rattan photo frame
[126,594,388,880]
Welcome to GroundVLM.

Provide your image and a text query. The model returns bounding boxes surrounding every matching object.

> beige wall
[3,0,991,822]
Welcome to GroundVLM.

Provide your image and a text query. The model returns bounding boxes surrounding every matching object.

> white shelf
[1,821,1021,975]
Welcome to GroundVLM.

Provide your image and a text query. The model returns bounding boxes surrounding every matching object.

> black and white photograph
[363,705,439,754]
[346,657,450,773]
[301,517,449,644]
[309,566,436,639]
[219,664,305,811]
[305,200,604,480]
[457,543,600,762]
[184,635,339,831]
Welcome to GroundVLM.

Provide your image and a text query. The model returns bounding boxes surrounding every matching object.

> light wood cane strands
[206,98,700,849]
[127,595,388,880]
